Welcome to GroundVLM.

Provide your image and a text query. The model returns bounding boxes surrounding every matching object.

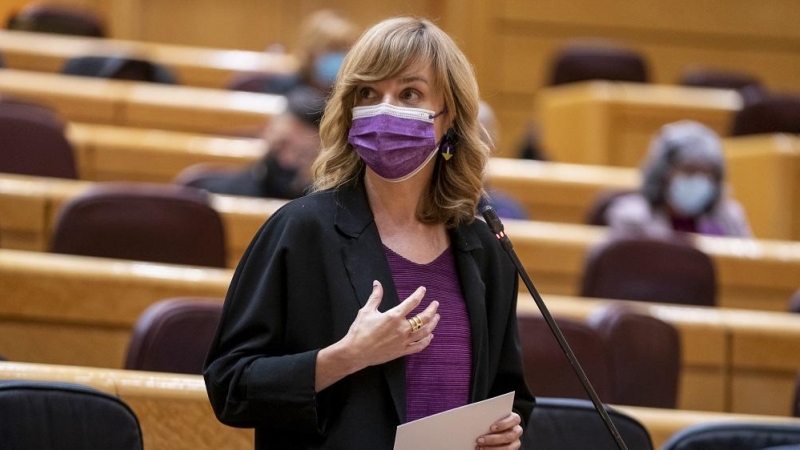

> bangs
[341,19,445,88]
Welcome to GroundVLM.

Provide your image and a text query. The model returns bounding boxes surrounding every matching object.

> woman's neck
[364,168,431,228]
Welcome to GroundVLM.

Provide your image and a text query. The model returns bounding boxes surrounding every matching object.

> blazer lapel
[451,223,489,402]
[335,180,406,423]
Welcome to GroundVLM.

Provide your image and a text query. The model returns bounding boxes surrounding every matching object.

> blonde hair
[295,10,359,77]
[312,17,489,228]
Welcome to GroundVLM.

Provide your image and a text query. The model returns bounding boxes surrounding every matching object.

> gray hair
[641,120,725,208]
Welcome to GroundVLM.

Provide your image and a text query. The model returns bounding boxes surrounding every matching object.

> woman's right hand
[315,280,439,392]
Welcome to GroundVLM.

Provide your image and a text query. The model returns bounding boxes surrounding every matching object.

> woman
[605,120,751,237]
[204,17,534,449]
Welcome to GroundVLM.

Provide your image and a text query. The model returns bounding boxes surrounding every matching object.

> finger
[489,412,521,433]
[418,299,440,323]
[392,286,426,316]
[405,333,434,354]
[410,312,440,337]
[476,425,522,447]
[363,280,383,311]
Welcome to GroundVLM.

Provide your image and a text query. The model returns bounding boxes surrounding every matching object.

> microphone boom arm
[482,206,629,450]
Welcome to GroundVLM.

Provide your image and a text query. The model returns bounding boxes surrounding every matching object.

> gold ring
[408,315,423,332]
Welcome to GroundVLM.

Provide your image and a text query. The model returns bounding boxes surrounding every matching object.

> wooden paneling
[67,123,263,182]
[535,81,742,167]
[0,30,296,89]
[1,174,799,310]
[3,252,800,416]
[725,134,800,241]
[0,69,284,133]
[0,362,252,450]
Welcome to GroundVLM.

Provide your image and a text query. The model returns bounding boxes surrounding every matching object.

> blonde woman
[205,17,534,449]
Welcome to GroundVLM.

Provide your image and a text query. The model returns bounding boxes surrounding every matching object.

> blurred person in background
[265,9,359,95]
[605,120,751,237]
[186,86,325,199]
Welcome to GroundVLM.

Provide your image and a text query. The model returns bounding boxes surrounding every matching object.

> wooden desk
[725,134,800,241]
[1,173,798,310]
[0,29,296,89]
[0,69,285,133]
[0,362,251,450]
[503,219,800,312]
[524,295,800,416]
[0,249,230,368]
[63,124,800,240]
[0,174,285,266]
[67,123,263,183]
[65,123,640,222]
[536,81,742,167]
[486,157,639,222]
[3,362,800,450]
[3,249,800,416]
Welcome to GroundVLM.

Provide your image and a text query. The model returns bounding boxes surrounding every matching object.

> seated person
[253,10,358,95]
[605,120,751,237]
[187,87,325,199]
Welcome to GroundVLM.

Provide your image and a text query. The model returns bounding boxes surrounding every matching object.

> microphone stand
[482,206,629,450]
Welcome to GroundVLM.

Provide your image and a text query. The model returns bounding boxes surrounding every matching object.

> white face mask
[666,173,716,217]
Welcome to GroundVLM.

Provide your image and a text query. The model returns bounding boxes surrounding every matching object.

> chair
[0,99,77,178]
[550,42,649,86]
[6,4,105,37]
[523,397,653,450]
[124,297,223,374]
[585,189,637,226]
[588,303,681,408]
[680,68,762,92]
[50,182,227,267]
[517,313,612,402]
[660,422,800,450]
[731,92,800,136]
[62,56,178,84]
[0,380,143,449]
[580,235,717,306]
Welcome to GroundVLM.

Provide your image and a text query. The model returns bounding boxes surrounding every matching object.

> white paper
[393,392,515,450]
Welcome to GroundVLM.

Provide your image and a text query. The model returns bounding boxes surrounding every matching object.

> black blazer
[204,179,534,449]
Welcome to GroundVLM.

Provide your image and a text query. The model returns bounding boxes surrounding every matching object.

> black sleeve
[203,206,326,434]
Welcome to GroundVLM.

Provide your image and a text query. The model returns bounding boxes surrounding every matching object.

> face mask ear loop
[429,107,448,120]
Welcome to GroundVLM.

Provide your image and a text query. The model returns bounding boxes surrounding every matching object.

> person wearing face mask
[605,120,751,237]
[251,10,358,95]
[204,17,534,450]
[182,86,325,199]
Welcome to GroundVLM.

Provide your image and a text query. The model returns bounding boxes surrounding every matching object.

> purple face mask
[348,103,444,182]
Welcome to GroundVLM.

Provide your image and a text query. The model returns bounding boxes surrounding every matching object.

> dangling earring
[439,128,457,161]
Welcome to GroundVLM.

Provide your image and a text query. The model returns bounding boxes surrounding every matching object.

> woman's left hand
[475,412,523,449]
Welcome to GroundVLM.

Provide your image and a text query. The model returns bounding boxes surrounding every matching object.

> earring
[439,128,457,161]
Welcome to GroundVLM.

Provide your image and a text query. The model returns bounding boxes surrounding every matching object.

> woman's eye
[401,89,421,101]
[358,87,373,99]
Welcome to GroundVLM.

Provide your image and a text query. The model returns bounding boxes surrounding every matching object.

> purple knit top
[383,245,472,422]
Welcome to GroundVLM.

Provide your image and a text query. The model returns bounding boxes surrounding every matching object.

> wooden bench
[1,173,798,310]
[2,249,800,416]
[0,29,296,89]
[67,123,264,183]
[65,123,798,240]
[2,361,800,450]
[725,134,800,241]
[0,361,251,450]
[536,81,742,167]
[0,69,284,133]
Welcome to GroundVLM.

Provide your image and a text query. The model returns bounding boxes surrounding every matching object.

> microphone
[481,206,629,450]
